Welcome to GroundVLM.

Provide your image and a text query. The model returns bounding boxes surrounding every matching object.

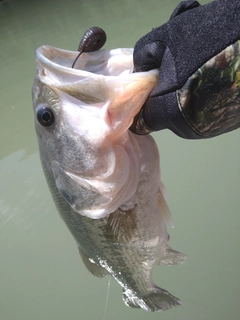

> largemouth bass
[32,43,187,312]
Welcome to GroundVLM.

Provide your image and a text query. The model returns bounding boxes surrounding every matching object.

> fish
[32,43,187,312]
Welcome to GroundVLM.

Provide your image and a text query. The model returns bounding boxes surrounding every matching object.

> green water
[1,0,240,319]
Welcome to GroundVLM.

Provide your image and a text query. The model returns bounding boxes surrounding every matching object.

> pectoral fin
[159,246,187,266]
[78,247,108,278]
[106,207,137,242]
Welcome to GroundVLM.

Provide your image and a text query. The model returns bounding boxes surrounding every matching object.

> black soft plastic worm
[72,27,107,68]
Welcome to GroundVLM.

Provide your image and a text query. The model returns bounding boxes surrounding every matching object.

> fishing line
[102,278,111,320]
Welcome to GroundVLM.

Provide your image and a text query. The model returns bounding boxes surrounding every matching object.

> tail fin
[122,286,181,312]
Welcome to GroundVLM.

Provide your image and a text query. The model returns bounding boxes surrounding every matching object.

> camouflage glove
[131,0,240,138]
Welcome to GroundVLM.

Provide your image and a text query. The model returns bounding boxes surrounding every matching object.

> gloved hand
[130,0,240,138]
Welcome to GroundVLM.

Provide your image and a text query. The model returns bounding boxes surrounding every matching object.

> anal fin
[78,247,108,278]
[159,245,187,266]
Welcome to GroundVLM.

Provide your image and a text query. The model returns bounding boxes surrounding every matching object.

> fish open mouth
[34,45,159,135]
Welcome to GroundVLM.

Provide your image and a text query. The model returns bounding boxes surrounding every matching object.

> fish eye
[36,105,55,127]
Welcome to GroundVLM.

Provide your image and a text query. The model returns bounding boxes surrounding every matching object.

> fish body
[32,45,187,312]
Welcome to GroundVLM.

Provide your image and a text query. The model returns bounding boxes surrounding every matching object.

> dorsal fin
[78,247,108,278]
[158,183,174,227]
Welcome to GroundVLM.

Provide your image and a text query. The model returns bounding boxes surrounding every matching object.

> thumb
[133,35,166,72]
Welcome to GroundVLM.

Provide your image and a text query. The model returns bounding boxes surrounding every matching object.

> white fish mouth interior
[35,45,134,77]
